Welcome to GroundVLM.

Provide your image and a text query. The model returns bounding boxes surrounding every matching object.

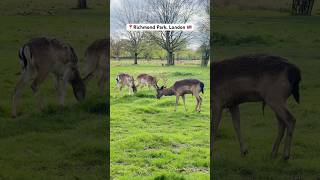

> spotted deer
[136,73,159,90]
[116,73,137,94]
[156,79,204,112]
[12,37,85,118]
[83,38,108,95]
[211,54,301,161]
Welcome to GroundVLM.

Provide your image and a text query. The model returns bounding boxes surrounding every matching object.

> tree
[147,0,196,65]
[77,0,87,9]
[114,0,146,64]
[292,0,315,16]
[197,0,210,67]
[200,43,209,67]
[111,37,127,61]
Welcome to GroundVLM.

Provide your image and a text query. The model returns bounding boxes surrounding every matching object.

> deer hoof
[241,149,248,156]
[283,155,290,161]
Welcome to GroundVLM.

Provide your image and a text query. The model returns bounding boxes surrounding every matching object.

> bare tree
[77,0,87,9]
[111,36,126,61]
[147,0,196,65]
[197,0,210,67]
[114,0,146,64]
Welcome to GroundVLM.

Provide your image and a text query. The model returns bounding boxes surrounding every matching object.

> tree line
[112,0,210,67]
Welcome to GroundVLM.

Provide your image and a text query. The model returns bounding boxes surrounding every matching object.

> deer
[83,38,108,95]
[12,37,86,118]
[211,54,301,161]
[156,79,204,112]
[116,73,137,95]
[136,73,159,90]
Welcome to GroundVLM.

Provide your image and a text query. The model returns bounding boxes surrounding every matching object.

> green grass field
[110,60,210,179]
[213,10,320,179]
[0,1,107,179]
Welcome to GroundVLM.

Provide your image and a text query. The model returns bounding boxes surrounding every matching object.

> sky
[110,0,209,50]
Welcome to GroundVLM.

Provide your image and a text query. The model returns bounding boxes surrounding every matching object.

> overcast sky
[110,0,209,50]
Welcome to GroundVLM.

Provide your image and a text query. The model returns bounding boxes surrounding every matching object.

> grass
[0,1,107,179]
[110,60,210,179]
[213,9,320,180]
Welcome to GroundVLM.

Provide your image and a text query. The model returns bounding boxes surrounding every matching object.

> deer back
[172,79,203,95]
[85,38,108,72]
[212,54,301,107]
[137,74,157,85]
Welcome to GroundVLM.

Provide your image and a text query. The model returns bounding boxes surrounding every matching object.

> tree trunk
[201,49,209,67]
[292,0,314,16]
[166,50,174,65]
[134,52,138,64]
[78,0,87,9]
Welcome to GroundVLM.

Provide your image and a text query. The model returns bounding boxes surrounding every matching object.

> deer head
[156,74,169,99]
[69,67,86,101]
[156,85,166,99]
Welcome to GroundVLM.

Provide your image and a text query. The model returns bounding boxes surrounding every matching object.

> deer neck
[163,87,175,96]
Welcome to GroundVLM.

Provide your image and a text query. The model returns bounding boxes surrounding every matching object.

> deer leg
[174,95,180,111]
[194,94,202,112]
[12,69,33,118]
[283,107,296,160]
[195,96,199,111]
[213,105,223,140]
[268,102,295,160]
[55,76,66,105]
[182,95,187,112]
[230,105,248,156]
[136,81,140,89]
[198,96,202,112]
[271,115,285,158]
[127,84,131,95]
[31,71,49,110]
[98,70,107,95]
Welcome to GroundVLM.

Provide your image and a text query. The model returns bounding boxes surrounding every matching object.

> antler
[159,73,168,87]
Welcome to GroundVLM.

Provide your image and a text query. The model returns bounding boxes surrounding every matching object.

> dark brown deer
[116,73,137,94]
[156,79,204,112]
[136,73,159,90]
[211,54,301,160]
[83,38,108,95]
[12,37,86,118]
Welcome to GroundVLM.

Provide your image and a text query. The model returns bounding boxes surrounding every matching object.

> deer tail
[287,63,301,104]
[200,82,204,94]
[18,45,31,70]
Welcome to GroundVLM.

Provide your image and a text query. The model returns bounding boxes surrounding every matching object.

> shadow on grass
[0,97,107,138]
[171,72,194,76]
[155,175,185,180]
[111,93,156,105]
[135,93,156,98]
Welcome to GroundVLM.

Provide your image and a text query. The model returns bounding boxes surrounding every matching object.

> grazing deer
[83,38,108,95]
[116,73,137,94]
[156,79,204,112]
[211,54,301,160]
[12,37,85,118]
[136,73,159,90]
